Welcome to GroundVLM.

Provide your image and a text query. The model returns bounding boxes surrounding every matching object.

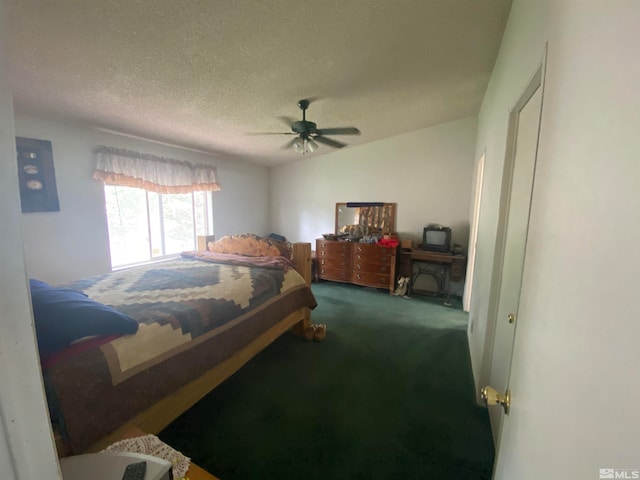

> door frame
[480,46,548,444]
[463,150,486,312]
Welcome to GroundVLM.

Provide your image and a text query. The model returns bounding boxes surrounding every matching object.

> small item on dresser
[360,235,382,244]
[378,237,399,248]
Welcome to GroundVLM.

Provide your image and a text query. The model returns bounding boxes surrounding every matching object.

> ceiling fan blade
[247,132,296,135]
[282,137,299,150]
[314,135,347,149]
[315,127,361,136]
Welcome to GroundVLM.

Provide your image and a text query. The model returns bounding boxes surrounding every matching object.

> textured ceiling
[4,0,512,166]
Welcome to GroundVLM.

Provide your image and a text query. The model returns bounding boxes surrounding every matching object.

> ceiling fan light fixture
[292,137,305,153]
[292,136,318,155]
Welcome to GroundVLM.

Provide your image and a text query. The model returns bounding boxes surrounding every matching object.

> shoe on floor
[304,325,316,341]
[313,323,327,341]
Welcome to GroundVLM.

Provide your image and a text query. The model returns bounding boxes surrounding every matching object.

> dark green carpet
[160,282,494,479]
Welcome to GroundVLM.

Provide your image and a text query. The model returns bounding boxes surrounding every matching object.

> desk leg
[443,286,452,306]
[443,268,452,306]
[411,262,452,305]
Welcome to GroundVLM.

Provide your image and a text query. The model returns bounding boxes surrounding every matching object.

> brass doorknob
[481,386,511,414]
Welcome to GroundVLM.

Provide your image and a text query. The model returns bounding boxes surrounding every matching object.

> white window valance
[93,146,221,194]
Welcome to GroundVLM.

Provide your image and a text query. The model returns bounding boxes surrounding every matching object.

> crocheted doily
[104,434,190,479]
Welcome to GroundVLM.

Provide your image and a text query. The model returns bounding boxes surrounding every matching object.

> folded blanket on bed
[181,250,293,271]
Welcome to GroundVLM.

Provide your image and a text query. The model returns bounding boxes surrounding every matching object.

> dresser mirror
[335,202,396,238]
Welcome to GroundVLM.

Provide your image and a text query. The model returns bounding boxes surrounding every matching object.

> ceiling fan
[256,99,361,154]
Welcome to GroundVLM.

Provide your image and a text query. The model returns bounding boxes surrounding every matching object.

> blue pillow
[29,278,52,290]
[29,279,138,356]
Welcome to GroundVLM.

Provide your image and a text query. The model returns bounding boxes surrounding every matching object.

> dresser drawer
[352,243,383,255]
[352,244,395,265]
[353,251,394,266]
[352,261,391,275]
[318,267,352,283]
[352,271,390,289]
[318,257,351,270]
[317,240,352,254]
[317,249,351,261]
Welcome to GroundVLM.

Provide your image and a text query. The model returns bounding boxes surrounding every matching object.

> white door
[484,66,544,443]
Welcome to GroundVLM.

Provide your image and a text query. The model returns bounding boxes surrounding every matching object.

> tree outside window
[104,185,212,268]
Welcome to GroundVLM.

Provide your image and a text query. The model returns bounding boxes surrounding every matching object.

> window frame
[104,185,213,269]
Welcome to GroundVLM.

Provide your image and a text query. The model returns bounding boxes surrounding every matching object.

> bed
[34,234,316,455]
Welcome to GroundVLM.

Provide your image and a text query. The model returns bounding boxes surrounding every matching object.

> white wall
[270,116,477,248]
[470,0,640,477]
[0,2,61,476]
[14,114,270,284]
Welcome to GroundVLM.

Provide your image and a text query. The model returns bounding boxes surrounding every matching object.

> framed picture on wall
[16,136,60,213]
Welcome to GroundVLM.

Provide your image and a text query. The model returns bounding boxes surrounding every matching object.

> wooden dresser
[316,239,398,293]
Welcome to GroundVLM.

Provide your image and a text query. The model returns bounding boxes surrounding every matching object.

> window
[104,185,212,268]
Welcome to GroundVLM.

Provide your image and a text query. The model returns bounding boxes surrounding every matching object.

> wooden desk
[121,429,219,480]
[399,250,466,304]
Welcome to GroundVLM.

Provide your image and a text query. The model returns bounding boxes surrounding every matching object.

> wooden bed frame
[75,237,313,453]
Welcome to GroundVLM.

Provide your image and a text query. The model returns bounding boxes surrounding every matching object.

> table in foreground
[121,428,219,480]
